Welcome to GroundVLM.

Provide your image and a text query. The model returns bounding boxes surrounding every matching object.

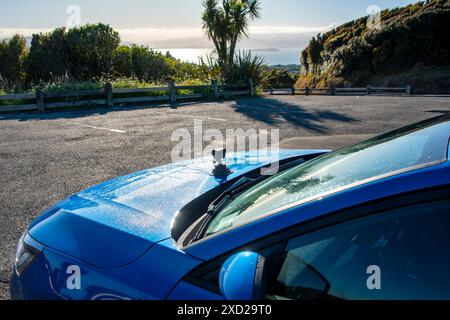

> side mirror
[219,251,267,300]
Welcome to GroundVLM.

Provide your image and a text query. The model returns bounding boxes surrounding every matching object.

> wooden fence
[0,81,413,113]
[265,85,411,96]
[0,79,255,113]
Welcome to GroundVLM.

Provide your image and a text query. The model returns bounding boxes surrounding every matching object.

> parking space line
[71,123,127,133]
[152,111,228,122]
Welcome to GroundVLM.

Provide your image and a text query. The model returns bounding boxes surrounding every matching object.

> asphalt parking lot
[0,95,449,299]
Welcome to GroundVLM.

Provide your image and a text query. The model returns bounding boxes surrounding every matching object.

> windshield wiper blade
[192,157,308,241]
[205,157,307,213]
[206,177,254,212]
[192,177,262,241]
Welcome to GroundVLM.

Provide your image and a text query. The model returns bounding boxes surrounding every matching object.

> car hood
[29,149,326,268]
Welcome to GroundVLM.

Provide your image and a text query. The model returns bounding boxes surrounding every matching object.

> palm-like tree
[202,0,261,76]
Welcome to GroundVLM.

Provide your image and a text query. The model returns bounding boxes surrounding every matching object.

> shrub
[267,68,298,88]
[227,51,269,87]
[130,45,175,82]
[0,34,27,91]
[25,28,69,84]
[33,79,103,93]
[113,45,133,78]
[66,23,120,80]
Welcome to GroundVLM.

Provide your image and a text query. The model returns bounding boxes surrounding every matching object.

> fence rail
[265,85,411,96]
[0,79,254,113]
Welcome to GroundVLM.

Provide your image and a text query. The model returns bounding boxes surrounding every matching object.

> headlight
[14,231,43,276]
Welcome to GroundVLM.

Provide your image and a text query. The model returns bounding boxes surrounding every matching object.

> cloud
[118,24,336,42]
[249,24,338,35]
[118,27,203,42]
[0,28,51,38]
[0,24,337,47]
[0,27,201,42]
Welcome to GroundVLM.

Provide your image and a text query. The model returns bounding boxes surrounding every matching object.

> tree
[66,23,120,80]
[300,50,309,74]
[307,36,323,73]
[25,28,69,84]
[0,34,27,91]
[202,0,261,76]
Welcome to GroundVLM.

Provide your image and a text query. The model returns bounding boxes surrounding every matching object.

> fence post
[406,85,411,96]
[211,80,219,98]
[366,85,371,95]
[291,87,296,95]
[168,80,176,103]
[248,78,255,97]
[105,83,114,107]
[305,87,310,96]
[36,90,45,112]
[331,86,336,96]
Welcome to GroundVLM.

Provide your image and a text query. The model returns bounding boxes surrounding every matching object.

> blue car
[11,114,450,300]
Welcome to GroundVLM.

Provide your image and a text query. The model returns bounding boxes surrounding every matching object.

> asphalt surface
[1,95,449,299]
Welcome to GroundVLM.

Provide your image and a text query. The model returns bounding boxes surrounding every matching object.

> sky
[0,0,419,48]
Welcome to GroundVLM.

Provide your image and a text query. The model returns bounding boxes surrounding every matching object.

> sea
[155,48,301,66]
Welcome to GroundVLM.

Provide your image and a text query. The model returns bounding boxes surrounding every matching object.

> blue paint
[219,252,260,300]
[28,150,323,268]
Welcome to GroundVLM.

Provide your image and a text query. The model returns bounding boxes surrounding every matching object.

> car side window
[269,200,450,300]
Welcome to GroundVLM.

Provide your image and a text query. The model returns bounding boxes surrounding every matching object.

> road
[0,95,449,299]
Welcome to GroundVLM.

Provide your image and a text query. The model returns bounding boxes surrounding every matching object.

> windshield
[204,117,450,237]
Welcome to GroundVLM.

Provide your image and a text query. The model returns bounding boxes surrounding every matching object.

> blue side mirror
[219,251,266,300]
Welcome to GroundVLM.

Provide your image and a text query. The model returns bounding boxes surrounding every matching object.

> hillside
[295,0,450,94]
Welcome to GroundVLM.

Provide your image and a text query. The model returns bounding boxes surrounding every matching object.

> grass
[0,88,36,106]
[0,78,215,107]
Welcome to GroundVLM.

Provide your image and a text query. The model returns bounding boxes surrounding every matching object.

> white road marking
[71,123,126,133]
[152,111,228,122]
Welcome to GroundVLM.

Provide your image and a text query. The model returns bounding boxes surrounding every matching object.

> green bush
[227,51,269,87]
[28,77,211,97]
[25,28,69,85]
[0,34,27,91]
[35,80,103,93]
[267,68,298,88]
[113,45,133,78]
[66,23,120,80]
[130,45,175,82]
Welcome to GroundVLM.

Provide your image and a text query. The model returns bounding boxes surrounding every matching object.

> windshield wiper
[205,157,307,215]
[192,157,307,241]
[208,176,259,211]
[192,177,262,240]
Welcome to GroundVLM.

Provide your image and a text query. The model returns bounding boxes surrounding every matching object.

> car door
[172,189,450,300]
[267,198,450,300]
